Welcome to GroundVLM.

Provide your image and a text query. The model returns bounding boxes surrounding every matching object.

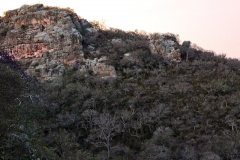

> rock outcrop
[149,35,181,62]
[0,4,116,80]
[0,4,185,81]
[80,58,116,77]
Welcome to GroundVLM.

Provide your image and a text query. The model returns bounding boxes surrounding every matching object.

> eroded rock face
[9,43,46,59]
[0,4,117,80]
[149,35,181,62]
[0,4,85,80]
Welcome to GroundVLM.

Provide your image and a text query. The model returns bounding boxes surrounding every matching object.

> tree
[86,111,122,160]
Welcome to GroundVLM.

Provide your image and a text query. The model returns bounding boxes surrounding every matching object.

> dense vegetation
[1,22,240,159]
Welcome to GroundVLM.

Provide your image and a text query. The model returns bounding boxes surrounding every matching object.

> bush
[0,47,24,104]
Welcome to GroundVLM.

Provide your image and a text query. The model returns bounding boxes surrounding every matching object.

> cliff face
[0,4,87,80]
[0,4,181,81]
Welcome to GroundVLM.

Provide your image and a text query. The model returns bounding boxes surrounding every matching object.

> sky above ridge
[0,0,240,58]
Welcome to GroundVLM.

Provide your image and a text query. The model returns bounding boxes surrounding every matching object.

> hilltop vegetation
[1,5,240,160]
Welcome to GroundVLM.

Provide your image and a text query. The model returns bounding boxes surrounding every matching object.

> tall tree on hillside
[86,111,122,160]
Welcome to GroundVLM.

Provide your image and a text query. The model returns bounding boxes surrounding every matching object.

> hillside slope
[1,4,240,160]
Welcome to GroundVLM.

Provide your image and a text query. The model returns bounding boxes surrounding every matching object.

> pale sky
[0,0,240,58]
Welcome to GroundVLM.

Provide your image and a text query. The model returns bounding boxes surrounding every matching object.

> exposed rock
[92,63,116,77]
[33,32,52,43]
[0,4,84,80]
[80,19,89,27]
[85,28,98,33]
[98,56,107,62]
[48,60,58,69]
[9,43,47,59]
[149,35,181,62]
[124,53,131,57]
[111,38,126,47]
[85,58,98,68]
[68,60,80,69]
[82,58,116,77]
[122,52,138,63]
[84,28,99,44]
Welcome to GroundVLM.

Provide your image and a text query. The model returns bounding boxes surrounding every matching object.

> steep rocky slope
[0,4,181,81]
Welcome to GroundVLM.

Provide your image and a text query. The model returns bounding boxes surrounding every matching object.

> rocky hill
[0,4,181,81]
[2,4,240,160]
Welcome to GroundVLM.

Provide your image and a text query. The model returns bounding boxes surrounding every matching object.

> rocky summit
[0,4,182,81]
[0,4,116,80]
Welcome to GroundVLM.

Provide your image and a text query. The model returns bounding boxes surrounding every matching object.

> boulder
[83,58,116,77]
[149,35,181,62]
[124,53,131,57]
[92,64,116,77]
